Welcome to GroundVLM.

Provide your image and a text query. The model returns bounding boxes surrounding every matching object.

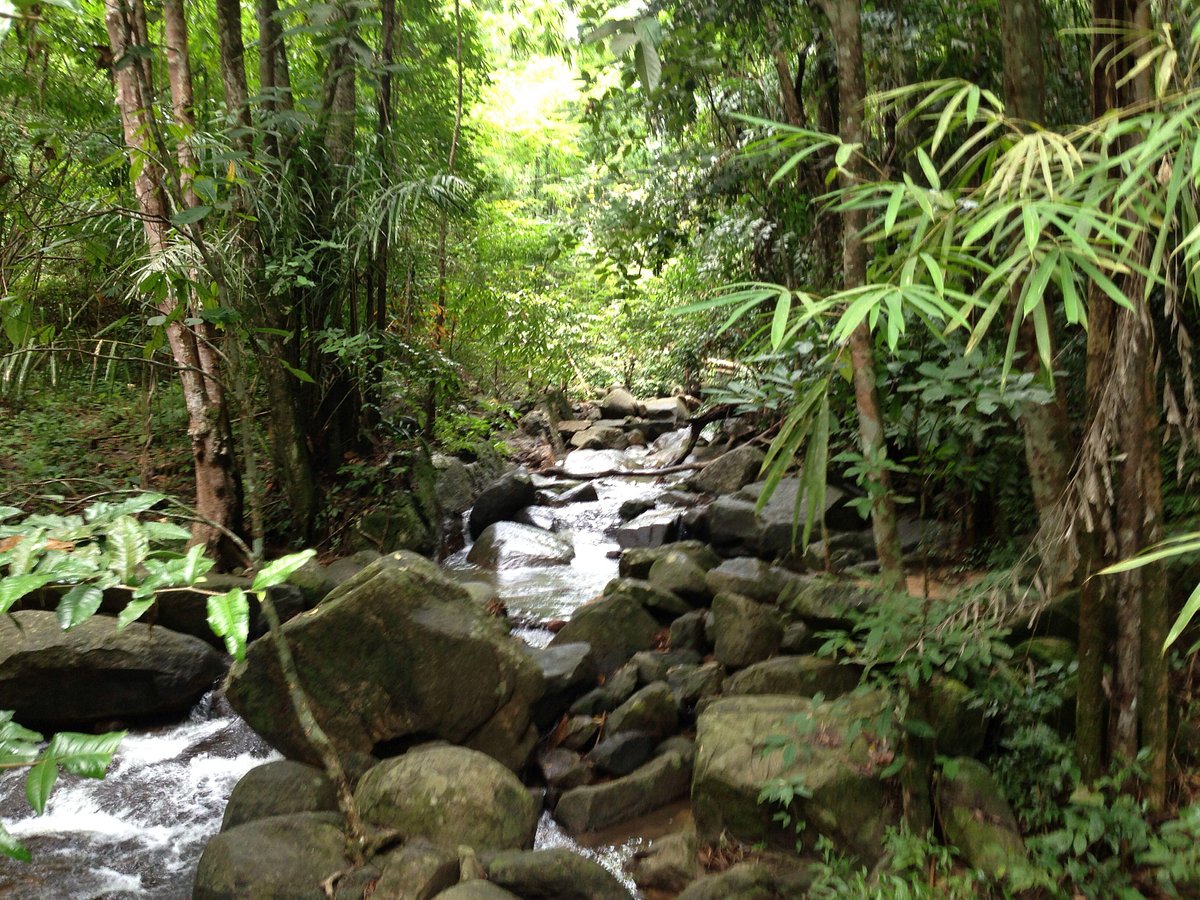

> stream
[0,435,690,898]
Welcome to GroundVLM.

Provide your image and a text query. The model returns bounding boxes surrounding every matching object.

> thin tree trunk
[814,0,905,591]
[104,0,242,565]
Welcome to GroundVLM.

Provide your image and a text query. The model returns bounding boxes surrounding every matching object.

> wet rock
[641,396,690,428]
[468,522,575,569]
[559,715,602,751]
[570,426,628,451]
[469,471,535,540]
[619,541,720,580]
[667,661,726,708]
[778,575,887,627]
[587,732,657,776]
[554,482,600,505]
[437,883,521,900]
[630,648,701,685]
[193,812,346,899]
[692,693,899,863]
[549,591,660,677]
[435,453,479,516]
[604,577,692,620]
[619,498,655,521]
[702,479,857,560]
[616,508,683,550]
[723,655,861,700]
[486,848,633,900]
[0,611,224,729]
[675,856,815,899]
[528,643,596,697]
[554,747,693,833]
[561,449,628,477]
[705,557,798,604]
[513,506,559,532]
[539,747,596,790]
[936,757,1027,878]
[668,610,709,654]
[601,387,641,419]
[628,829,701,895]
[225,553,543,771]
[569,662,638,715]
[606,682,679,740]
[711,593,782,669]
[648,551,711,603]
[355,746,539,851]
[689,444,766,496]
[373,840,459,898]
[220,761,337,832]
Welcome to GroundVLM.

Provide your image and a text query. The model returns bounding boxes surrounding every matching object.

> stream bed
[0,438,688,898]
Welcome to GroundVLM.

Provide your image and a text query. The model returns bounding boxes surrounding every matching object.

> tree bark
[814,0,905,591]
[999,0,1076,591]
[104,0,242,565]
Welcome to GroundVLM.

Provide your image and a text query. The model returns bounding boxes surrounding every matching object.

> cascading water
[0,695,277,898]
[0,430,692,897]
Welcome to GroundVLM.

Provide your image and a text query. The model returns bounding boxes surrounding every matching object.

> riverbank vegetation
[2,0,1200,895]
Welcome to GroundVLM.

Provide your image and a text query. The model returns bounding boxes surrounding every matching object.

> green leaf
[106,516,149,582]
[117,596,155,628]
[1166,581,1200,651]
[770,288,791,351]
[139,521,193,542]
[251,549,317,593]
[1021,204,1040,255]
[0,822,30,863]
[207,588,250,660]
[25,758,57,815]
[177,543,213,585]
[46,731,124,778]
[0,507,22,522]
[55,584,104,630]
[0,573,54,614]
[169,205,211,227]
[281,362,315,384]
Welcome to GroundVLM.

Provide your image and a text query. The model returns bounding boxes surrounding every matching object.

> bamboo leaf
[1165,581,1200,651]
[770,288,791,351]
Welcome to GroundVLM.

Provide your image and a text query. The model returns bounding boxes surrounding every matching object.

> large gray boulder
[469,471,535,539]
[619,542,720,579]
[372,840,459,898]
[549,590,660,676]
[220,761,337,832]
[689,444,765,496]
[224,554,544,770]
[616,508,683,550]
[355,746,539,851]
[606,682,679,740]
[0,610,224,728]
[555,747,693,833]
[778,575,887,627]
[467,522,575,569]
[485,849,633,900]
[692,693,900,863]
[705,557,798,605]
[193,812,347,899]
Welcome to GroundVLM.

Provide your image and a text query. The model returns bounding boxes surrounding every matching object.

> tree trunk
[104,0,242,565]
[999,0,1075,591]
[814,0,905,590]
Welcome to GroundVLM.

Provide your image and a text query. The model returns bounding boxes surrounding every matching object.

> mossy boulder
[372,839,460,898]
[224,553,543,770]
[355,746,539,851]
[723,655,860,700]
[778,575,886,627]
[193,813,347,899]
[692,693,899,863]
[554,747,693,833]
[936,757,1027,878]
[549,590,660,676]
[619,541,720,580]
[606,681,679,739]
[689,444,766,496]
[220,761,338,832]
[710,593,782,669]
[484,848,633,900]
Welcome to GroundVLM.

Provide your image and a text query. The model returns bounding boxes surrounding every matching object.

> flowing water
[0,434,688,897]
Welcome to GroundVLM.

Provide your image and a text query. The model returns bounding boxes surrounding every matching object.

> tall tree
[104,0,242,564]
[812,0,905,590]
